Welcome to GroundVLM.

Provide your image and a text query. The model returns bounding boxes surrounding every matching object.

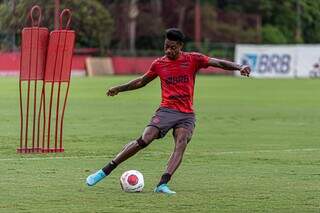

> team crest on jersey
[180,62,190,68]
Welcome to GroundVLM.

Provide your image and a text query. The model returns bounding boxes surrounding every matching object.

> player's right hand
[240,65,251,77]
[106,87,119,96]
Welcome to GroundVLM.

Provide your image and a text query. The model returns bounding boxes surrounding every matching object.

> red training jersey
[145,51,209,113]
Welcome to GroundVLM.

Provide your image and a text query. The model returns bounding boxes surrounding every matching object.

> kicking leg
[112,126,159,165]
[86,126,159,186]
[155,127,192,194]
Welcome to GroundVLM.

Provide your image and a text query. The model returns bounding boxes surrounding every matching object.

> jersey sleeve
[190,52,210,70]
[144,60,158,78]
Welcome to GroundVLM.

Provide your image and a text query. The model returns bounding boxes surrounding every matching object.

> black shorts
[147,107,196,139]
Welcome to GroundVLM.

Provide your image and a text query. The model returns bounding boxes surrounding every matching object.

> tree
[0,0,114,54]
[215,0,320,44]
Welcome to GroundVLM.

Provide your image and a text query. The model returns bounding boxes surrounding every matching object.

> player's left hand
[107,87,120,96]
[240,65,251,77]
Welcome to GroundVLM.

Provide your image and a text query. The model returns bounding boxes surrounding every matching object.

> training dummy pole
[18,5,75,154]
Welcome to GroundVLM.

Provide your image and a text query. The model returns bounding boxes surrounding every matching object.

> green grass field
[0,76,320,212]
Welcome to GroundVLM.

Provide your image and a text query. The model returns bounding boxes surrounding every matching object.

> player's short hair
[165,28,185,43]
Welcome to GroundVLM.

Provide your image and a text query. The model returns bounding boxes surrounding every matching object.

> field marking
[212,148,320,155]
[0,148,320,162]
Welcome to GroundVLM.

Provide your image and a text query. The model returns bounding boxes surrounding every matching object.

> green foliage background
[0,0,320,53]
[0,0,113,53]
[213,0,320,43]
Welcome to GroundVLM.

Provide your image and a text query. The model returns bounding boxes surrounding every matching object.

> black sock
[157,173,172,187]
[102,160,118,175]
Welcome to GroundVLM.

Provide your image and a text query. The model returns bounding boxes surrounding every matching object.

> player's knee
[175,132,188,143]
[175,128,192,145]
[142,126,159,142]
[175,137,188,150]
[136,136,150,149]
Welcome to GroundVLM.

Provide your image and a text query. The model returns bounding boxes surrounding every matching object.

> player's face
[164,39,182,60]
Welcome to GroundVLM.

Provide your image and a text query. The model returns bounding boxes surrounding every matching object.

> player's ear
[178,41,184,49]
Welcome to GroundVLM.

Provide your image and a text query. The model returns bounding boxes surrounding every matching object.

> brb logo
[241,53,291,74]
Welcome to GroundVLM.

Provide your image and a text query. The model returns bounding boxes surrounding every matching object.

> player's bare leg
[112,126,159,164]
[86,126,159,186]
[166,128,190,174]
[155,127,191,194]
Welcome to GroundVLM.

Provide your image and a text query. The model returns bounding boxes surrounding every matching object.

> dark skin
[107,39,251,178]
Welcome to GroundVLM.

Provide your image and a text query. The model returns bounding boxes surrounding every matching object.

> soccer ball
[120,170,144,192]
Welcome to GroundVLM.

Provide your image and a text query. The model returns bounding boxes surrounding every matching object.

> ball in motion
[120,170,144,192]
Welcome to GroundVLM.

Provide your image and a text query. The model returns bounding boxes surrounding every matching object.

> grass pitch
[0,76,320,212]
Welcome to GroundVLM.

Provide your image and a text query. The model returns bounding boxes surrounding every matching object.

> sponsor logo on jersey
[165,75,189,85]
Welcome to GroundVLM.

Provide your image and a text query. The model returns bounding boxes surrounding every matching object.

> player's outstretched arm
[208,58,251,77]
[107,73,157,96]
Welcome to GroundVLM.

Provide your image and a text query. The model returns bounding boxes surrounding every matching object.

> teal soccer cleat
[154,184,176,195]
[86,169,106,186]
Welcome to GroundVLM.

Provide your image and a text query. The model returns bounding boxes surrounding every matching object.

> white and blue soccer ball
[120,170,144,192]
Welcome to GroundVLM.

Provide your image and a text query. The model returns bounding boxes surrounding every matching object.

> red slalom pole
[36,89,44,149]
[23,5,40,152]
[55,9,71,151]
[24,27,33,153]
[59,83,70,151]
[19,79,24,152]
[30,6,42,152]
[31,26,40,152]
[45,16,63,152]
[54,33,64,150]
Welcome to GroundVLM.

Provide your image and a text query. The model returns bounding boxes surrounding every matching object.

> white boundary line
[212,148,320,155]
[0,148,319,162]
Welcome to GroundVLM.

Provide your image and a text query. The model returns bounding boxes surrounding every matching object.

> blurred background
[0,0,319,77]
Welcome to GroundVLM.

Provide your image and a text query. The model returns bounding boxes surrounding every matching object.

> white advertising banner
[235,44,320,78]
[296,46,320,78]
[235,45,297,78]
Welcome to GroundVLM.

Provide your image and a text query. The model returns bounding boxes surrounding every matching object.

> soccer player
[86,28,251,194]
